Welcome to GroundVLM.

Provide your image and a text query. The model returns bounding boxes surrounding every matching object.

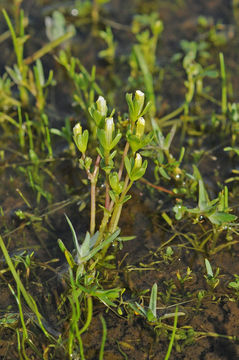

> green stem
[90,155,100,236]
[104,152,110,210]
[24,31,75,65]
[79,296,93,335]
[164,306,178,360]
[157,105,184,126]
[99,316,107,360]
[118,142,130,182]
[219,52,227,129]
[108,177,133,233]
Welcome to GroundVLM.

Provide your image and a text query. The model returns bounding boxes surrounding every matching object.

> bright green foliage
[129,283,158,322]
[73,123,89,154]
[99,26,117,63]
[1,3,239,358]
[72,90,151,238]
[126,90,151,124]
[228,275,239,298]
[143,119,185,184]
[173,167,237,226]
[204,259,220,291]
[124,154,147,181]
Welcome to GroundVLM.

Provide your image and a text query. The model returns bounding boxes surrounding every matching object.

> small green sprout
[228,275,239,298]
[130,283,158,322]
[173,167,237,226]
[204,258,220,291]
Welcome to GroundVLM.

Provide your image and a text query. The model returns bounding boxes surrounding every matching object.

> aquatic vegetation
[1,1,239,359]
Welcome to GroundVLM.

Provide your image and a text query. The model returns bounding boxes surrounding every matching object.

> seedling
[228,275,239,299]
[173,166,237,252]
[129,283,158,322]
[204,258,220,292]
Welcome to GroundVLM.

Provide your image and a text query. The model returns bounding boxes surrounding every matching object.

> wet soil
[1,0,239,359]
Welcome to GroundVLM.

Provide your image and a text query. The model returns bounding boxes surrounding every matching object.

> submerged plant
[173,166,238,254]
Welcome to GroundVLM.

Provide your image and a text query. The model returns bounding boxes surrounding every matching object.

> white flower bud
[134,90,145,117]
[135,90,144,98]
[73,123,82,137]
[96,96,107,117]
[134,153,142,169]
[105,117,115,147]
[136,117,145,139]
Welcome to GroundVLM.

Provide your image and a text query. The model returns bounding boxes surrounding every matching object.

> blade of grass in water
[0,236,54,340]
[133,45,156,117]
[219,52,227,123]
[99,315,107,360]
[0,235,35,312]
[24,31,75,65]
[164,306,178,360]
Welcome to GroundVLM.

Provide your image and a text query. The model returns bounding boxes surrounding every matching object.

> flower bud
[105,117,115,147]
[134,153,142,169]
[134,90,145,117]
[96,96,107,117]
[153,20,163,35]
[109,172,119,191]
[73,123,88,154]
[73,123,82,138]
[135,117,145,139]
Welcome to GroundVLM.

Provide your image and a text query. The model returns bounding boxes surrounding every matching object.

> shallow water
[1,0,239,359]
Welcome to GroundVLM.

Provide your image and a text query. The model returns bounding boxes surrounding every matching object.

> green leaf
[198,179,209,211]
[178,147,185,163]
[119,194,132,204]
[97,128,106,149]
[147,309,156,322]
[158,166,170,180]
[65,214,81,256]
[149,283,157,319]
[229,281,239,289]
[117,235,136,241]
[208,212,237,225]
[224,146,239,156]
[109,190,117,202]
[79,231,91,259]
[164,125,176,150]
[35,59,45,86]
[205,258,213,278]
[130,160,148,181]
[109,132,122,150]
[124,156,132,176]
[82,228,120,262]
[127,134,142,153]
[140,101,152,117]
[126,93,134,118]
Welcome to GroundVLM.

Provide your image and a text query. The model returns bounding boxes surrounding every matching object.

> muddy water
[1,0,239,359]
